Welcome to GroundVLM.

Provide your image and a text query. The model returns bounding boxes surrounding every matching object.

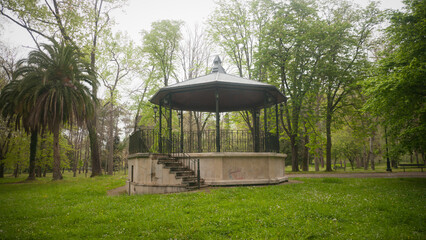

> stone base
[127,181,189,195]
[127,152,287,195]
[207,176,288,186]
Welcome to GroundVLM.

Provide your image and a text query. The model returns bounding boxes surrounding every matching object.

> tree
[13,39,96,180]
[364,0,426,161]
[0,45,18,178]
[99,31,138,175]
[178,24,212,152]
[1,0,126,177]
[142,20,183,87]
[0,58,40,180]
[316,0,380,171]
[259,0,320,171]
[208,0,273,146]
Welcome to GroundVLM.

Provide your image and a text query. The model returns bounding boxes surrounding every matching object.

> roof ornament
[211,55,226,74]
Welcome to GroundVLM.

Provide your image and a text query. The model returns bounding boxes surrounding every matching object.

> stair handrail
[172,151,201,189]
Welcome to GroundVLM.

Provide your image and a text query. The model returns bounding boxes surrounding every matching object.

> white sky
[1,0,404,55]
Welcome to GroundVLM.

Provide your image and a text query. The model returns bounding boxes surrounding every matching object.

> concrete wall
[189,152,287,186]
[126,152,288,195]
[127,153,186,195]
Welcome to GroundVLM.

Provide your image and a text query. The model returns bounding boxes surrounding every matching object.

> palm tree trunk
[27,130,38,180]
[52,124,62,180]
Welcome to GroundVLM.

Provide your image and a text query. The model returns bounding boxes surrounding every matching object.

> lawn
[0,173,425,239]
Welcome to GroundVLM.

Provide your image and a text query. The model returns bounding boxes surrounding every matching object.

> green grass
[0,173,425,239]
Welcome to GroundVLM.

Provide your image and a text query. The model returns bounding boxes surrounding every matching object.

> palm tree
[11,39,97,180]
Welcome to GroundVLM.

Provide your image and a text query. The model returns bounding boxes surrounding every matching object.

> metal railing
[172,150,201,189]
[129,128,279,155]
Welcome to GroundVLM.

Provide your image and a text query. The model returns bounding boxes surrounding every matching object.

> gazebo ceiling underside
[150,73,286,112]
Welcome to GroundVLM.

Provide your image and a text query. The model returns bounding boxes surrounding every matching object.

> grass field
[0,173,425,239]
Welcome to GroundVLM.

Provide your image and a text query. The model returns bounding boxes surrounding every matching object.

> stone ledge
[127,153,150,159]
[188,152,287,158]
[206,176,288,186]
[129,182,189,194]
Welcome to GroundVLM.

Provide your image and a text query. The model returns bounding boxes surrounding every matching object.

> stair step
[162,162,182,167]
[170,167,190,172]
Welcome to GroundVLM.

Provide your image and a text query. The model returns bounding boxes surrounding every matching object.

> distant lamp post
[153,106,158,123]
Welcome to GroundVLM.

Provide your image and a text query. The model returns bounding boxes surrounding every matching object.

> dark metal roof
[150,57,285,112]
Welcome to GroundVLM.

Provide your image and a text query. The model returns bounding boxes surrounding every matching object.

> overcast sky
[1,0,405,56]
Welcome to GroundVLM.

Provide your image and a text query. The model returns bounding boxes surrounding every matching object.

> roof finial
[212,56,226,74]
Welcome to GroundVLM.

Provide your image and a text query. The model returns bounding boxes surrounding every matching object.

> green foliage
[364,0,426,155]
[0,175,424,239]
[141,20,183,87]
[332,127,364,169]
[3,131,29,170]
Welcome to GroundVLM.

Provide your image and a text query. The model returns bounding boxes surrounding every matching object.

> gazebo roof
[150,56,285,112]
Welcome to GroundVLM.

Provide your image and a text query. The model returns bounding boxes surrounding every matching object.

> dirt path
[107,185,127,196]
[286,172,426,178]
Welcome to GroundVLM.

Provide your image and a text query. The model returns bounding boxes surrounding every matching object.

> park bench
[333,165,346,171]
[399,163,424,172]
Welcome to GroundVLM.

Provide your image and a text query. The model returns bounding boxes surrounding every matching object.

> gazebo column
[216,89,220,152]
[275,102,280,153]
[159,102,163,153]
[180,110,184,153]
[253,109,260,152]
[168,94,172,153]
[264,93,268,152]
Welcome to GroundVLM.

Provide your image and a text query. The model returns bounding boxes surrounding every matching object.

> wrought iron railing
[129,128,279,154]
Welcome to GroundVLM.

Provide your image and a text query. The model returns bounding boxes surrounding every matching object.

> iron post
[216,89,220,152]
[197,159,200,189]
[275,102,279,153]
[159,103,162,153]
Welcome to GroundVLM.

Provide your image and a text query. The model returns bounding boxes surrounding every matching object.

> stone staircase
[158,156,205,190]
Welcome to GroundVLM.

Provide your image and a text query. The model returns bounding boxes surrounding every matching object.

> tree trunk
[52,124,62,180]
[88,117,102,177]
[325,103,333,172]
[314,148,320,171]
[0,161,4,178]
[13,163,19,178]
[302,129,309,171]
[27,130,38,180]
[36,166,42,178]
[415,150,419,164]
[290,134,299,172]
[107,103,114,175]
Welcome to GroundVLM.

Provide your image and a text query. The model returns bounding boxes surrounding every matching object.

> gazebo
[127,57,288,194]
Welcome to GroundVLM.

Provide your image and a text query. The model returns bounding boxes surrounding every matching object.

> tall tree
[208,0,273,142]
[259,0,320,171]
[317,0,380,171]
[364,0,426,160]
[99,31,138,175]
[178,24,212,152]
[0,50,40,180]
[142,20,183,87]
[13,40,96,180]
